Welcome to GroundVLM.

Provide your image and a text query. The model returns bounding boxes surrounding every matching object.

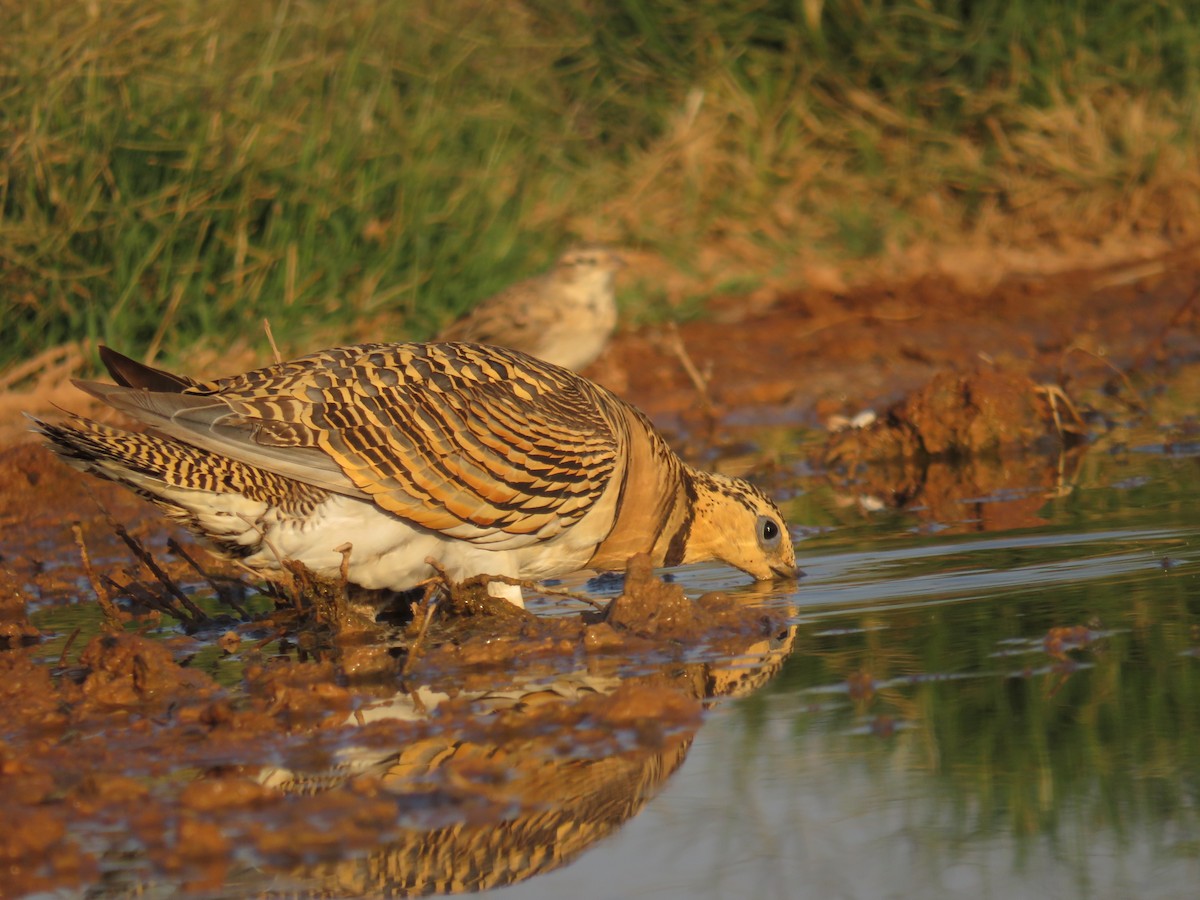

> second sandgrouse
[439,247,623,371]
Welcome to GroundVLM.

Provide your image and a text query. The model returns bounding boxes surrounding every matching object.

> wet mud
[1,251,1198,896]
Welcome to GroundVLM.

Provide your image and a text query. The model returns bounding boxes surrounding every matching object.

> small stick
[401,564,448,679]
[1061,345,1145,412]
[56,625,83,668]
[100,573,171,619]
[72,523,123,629]
[663,321,716,419]
[263,317,283,364]
[332,542,355,629]
[111,523,209,626]
[335,542,353,602]
[168,538,251,619]
[251,627,289,651]
[482,573,608,611]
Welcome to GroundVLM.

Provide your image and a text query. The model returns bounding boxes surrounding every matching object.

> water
[493,439,1200,899]
[18,427,1200,898]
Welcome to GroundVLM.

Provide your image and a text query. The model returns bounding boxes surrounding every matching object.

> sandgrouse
[439,247,623,371]
[35,343,796,606]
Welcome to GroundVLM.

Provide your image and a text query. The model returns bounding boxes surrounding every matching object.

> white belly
[239,494,527,590]
[166,478,623,603]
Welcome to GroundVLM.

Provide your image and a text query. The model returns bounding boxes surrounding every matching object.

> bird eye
[757,515,782,549]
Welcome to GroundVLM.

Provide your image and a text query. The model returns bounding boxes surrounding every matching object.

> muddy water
[6,415,1195,899]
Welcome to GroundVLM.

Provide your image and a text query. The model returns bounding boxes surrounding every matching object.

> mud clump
[0,652,67,738]
[73,633,219,712]
[601,554,701,638]
[900,368,1070,455]
[406,553,789,678]
[824,367,1079,465]
[0,580,40,647]
[597,554,782,643]
[820,366,1089,530]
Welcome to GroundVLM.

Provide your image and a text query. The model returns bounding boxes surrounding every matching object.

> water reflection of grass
[757,454,1200,853]
[29,588,279,688]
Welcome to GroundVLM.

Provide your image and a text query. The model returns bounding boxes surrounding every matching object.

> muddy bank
[600,250,1197,430]
[0,549,792,897]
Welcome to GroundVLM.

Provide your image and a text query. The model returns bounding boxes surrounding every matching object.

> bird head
[554,246,626,290]
[683,472,798,581]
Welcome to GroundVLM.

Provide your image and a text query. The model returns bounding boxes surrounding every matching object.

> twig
[401,558,450,678]
[72,523,123,630]
[482,573,607,611]
[144,282,186,366]
[56,626,83,668]
[251,627,289,651]
[168,537,252,619]
[1034,384,1087,436]
[110,522,209,627]
[331,541,355,629]
[1061,345,1146,412]
[263,317,283,364]
[335,542,353,604]
[235,513,303,611]
[101,572,192,625]
[663,321,716,419]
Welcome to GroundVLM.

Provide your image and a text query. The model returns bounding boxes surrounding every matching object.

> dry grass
[4,0,1200,385]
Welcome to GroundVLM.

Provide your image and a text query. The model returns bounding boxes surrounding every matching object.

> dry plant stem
[251,627,289,651]
[72,523,123,629]
[317,541,360,631]
[270,561,308,613]
[663,321,716,420]
[401,558,450,678]
[253,527,308,614]
[335,542,353,606]
[483,573,608,611]
[263,317,283,365]
[56,625,83,668]
[99,569,200,629]
[144,284,185,366]
[1061,345,1146,412]
[168,537,252,619]
[404,583,441,665]
[110,521,210,626]
[1035,384,1087,437]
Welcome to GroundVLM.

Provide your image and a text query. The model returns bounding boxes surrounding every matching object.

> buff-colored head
[552,246,625,291]
[684,472,797,581]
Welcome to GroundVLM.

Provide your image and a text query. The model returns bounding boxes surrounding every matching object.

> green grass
[4,0,1200,373]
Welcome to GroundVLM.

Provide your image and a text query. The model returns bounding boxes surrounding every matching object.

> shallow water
[16,422,1200,899]
[497,438,1200,899]
[464,442,1199,898]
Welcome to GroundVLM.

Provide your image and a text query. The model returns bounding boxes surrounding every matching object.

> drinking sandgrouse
[35,343,796,606]
[439,247,623,371]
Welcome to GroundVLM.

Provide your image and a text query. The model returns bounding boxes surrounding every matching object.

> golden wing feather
[116,343,622,544]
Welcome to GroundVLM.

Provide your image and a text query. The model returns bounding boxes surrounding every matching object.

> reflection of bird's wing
[78,343,622,546]
[246,671,694,897]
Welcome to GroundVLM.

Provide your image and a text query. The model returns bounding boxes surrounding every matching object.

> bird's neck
[585,407,694,572]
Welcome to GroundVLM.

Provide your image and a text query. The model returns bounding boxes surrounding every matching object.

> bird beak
[770,562,800,579]
[743,561,801,581]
